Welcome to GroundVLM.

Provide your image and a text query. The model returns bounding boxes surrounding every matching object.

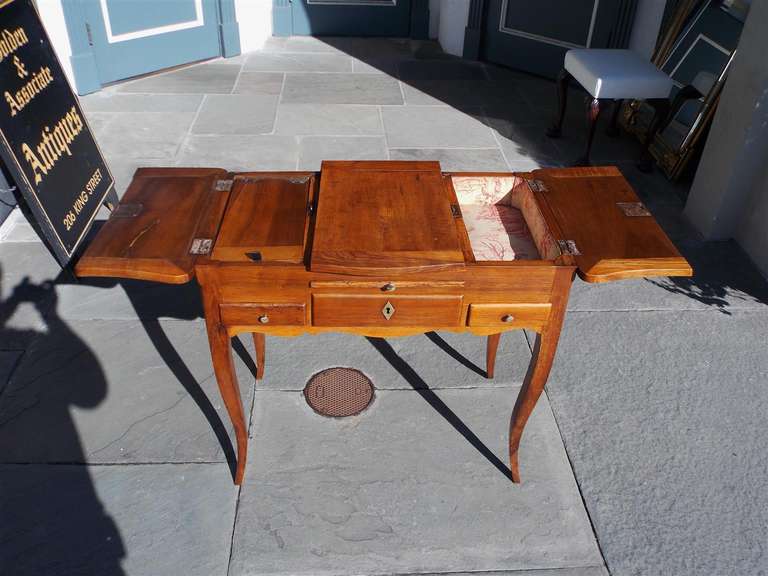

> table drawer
[220,303,306,326]
[467,303,551,330]
[312,294,463,327]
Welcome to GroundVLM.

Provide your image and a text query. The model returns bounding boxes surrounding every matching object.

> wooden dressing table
[75,161,691,485]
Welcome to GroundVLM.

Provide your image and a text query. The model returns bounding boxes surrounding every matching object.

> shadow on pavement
[367,336,514,482]
[0,269,126,575]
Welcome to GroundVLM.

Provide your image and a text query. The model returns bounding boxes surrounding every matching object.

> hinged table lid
[75,167,228,283]
[529,166,692,282]
[310,161,466,276]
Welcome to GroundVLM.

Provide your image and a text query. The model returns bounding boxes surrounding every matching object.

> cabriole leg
[576,97,603,166]
[253,333,265,380]
[202,287,248,485]
[486,333,501,379]
[509,269,573,482]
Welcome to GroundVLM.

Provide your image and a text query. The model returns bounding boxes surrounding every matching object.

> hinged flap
[529,167,692,283]
[75,168,229,284]
[310,161,465,276]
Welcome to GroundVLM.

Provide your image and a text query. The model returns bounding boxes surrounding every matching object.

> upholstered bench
[452,175,560,261]
[546,49,674,168]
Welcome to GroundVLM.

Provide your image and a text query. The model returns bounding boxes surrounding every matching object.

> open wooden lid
[310,161,466,276]
[75,168,228,284]
[530,166,692,283]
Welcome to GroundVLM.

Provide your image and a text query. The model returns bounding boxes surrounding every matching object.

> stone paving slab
[0,462,236,576]
[80,92,204,113]
[192,94,279,134]
[257,331,532,391]
[382,106,496,148]
[390,147,509,171]
[568,239,768,312]
[176,134,299,171]
[297,136,388,170]
[229,388,603,576]
[233,71,285,95]
[0,319,253,465]
[544,310,768,576]
[282,73,403,105]
[90,111,196,160]
[275,103,383,135]
[118,62,240,93]
[246,52,353,73]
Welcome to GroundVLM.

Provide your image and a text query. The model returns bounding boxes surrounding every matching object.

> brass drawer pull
[501,314,515,323]
[382,282,396,292]
[258,315,270,324]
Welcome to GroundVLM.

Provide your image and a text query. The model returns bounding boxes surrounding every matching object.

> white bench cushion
[565,49,673,100]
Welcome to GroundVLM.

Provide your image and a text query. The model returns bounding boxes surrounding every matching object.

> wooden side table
[76,161,691,485]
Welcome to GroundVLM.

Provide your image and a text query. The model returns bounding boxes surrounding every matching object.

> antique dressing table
[75,160,692,485]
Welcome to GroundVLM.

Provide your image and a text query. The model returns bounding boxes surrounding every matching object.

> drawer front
[467,303,551,330]
[220,302,306,326]
[312,294,463,327]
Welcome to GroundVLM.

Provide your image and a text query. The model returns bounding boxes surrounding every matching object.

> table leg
[486,333,501,379]
[509,268,573,482]
[202,287,248,485]
[253,332,265,380]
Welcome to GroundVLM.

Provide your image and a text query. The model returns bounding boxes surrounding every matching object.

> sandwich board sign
[0,0,115,267]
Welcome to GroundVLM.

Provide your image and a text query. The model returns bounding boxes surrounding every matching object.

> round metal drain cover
[304,367,374,417]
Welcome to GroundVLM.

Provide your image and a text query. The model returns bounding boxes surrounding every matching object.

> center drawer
[312,294,463,327]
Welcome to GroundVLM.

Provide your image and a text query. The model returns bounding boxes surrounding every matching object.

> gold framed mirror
[620,0,748,180]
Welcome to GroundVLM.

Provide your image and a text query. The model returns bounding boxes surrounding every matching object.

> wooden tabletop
[309,161,466,276]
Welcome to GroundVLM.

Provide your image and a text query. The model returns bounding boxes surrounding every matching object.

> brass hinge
[214,179,233,192]
[557,239,581,256]
[450,203,462,218]
[189,238,213,255]
[111,203,142,218]
[527,179,548,193]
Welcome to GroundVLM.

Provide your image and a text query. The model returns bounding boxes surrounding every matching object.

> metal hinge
[450,203,462,218]
[557,239,581,256]
[214,179,233,192]
[616,202,651,217]
[85,23,93,46]
[189,238,213,255]
[527,179,548,193]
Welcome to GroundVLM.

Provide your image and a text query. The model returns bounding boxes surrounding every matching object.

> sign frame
[0,0,117,267]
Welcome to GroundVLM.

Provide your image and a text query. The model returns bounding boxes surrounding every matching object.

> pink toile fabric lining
[451,176,561,261]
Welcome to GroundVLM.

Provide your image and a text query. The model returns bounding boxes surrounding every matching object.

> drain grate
[304,367,374,417]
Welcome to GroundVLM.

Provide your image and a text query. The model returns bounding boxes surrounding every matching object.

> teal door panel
[84,0,222,85]
[291,0,413,37]
[482,0,635,78]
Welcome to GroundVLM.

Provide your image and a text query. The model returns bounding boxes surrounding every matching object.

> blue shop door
[482,0,636,78]
[290,0,413,37]
[83,0,222,85]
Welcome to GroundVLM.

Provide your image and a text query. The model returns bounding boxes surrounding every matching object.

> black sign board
[0,0,114,267]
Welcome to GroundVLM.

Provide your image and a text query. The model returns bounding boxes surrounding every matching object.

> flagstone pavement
[1,37,767,576]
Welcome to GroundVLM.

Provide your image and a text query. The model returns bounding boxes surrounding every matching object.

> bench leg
[607,99,623,137]
[576,97,604,166]
[509,268,573,483]
[546,68,571,138]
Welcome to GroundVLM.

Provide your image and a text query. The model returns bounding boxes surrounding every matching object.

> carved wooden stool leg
[202,288,248,485]
[486,333,501,379]
[546,68,572,138]
[253,332,265,380]
[576,97,603,166]
[509,269,573,482]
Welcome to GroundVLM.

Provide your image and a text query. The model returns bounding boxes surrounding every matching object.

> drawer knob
[382,283,396,292]
[258,314,270,324]
[501,314,515,323]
